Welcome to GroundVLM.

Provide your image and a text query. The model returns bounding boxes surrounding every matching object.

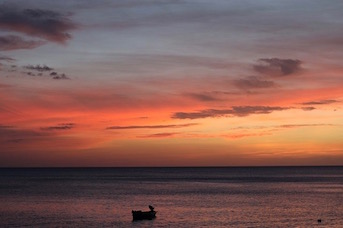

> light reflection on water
[0,167,343,227]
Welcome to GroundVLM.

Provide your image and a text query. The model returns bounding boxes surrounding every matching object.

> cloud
[40,123,75,131]
[279,124,334,129]
[253,58,302,76]
[107,123,197,130]
[184,93,219,102]
[0,56,15,62]
[24,64,53,72]
[139,132,178,138]
[52,73,69,80]
[233,76,276,89]
[0,35,44,51]
[172,106,290,119]
[300,99,339,105]
[0,7,76,43]
[172,109,232,120]
[0,125,41,142]
[301,107,316,111]
[0,55,15,71]
[19,65,70,80]
[224,132,272,139]
[232,106,288,116]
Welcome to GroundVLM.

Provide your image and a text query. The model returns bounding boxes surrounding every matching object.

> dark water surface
[1,167,343,227]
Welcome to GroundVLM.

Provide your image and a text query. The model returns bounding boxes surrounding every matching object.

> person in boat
[149,205,155,212]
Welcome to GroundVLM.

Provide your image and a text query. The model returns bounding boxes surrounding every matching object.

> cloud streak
[18,64,70,80]
[24,64,53,72]
[233,76,276,90]
[0,35,44,51]
[172,106,290,119]
[184,93,220,102]
[40,123,75,131]
[0,56,15,62]
[0,125,41,142]
[107,123,197,130]
[300,99,339,105]
[139,132,178,138]
[279,124,334,129]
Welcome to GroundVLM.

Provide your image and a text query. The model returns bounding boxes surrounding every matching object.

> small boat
[132,205,157,220]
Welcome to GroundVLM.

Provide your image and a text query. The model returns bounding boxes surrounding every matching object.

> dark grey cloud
[24,64,53,72]
[185,93,219,102]
[0,7,76,43]
[254,58,302,76]
[26,72,35,76]
[40,123,75,131]
[18,65,70,80]
[300,99,339,105]
[233,76,276,89]
[52,73,69,80]
[0,35,44,51]
[107,123,197,130]
[172,106,290,119]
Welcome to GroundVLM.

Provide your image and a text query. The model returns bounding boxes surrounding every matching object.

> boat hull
[132,210,157,220]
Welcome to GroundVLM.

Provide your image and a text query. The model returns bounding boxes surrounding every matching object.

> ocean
[1,167,343,227]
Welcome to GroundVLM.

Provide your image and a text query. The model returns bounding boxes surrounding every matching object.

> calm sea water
[1,167,343,227]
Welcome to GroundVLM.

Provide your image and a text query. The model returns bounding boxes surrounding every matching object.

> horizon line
[1,165,343,169]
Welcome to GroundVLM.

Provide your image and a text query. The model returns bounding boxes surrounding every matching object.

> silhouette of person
[149,205,155,211]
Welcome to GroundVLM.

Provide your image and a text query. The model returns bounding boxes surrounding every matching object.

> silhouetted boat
[132,205,157,220]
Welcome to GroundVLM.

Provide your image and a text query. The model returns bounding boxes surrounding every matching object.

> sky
[0,0,343,167]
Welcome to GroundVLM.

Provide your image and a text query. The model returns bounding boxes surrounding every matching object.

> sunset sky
[1,0,342,167]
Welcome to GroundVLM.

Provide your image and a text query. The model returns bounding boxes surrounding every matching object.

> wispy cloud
[301,107,316,111]
[184,93,220,102]
[0,56,15,62]
[0,55,15,71]
[233,76,276,90]
[0,35,44,51]
[139,132,178,138]
[19,65,70,80]
[0,7,76,43]
[300,99,339,105]
[223,132,272,139]
[24,64,53,72]
[0,125,41,142]
[51,73,69,80]
[172,106,290,119]
[107,123,197,130]
[253,58,302,76]
[40,123,75,131]
[0,125,14,129]
[279,124,334,128]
